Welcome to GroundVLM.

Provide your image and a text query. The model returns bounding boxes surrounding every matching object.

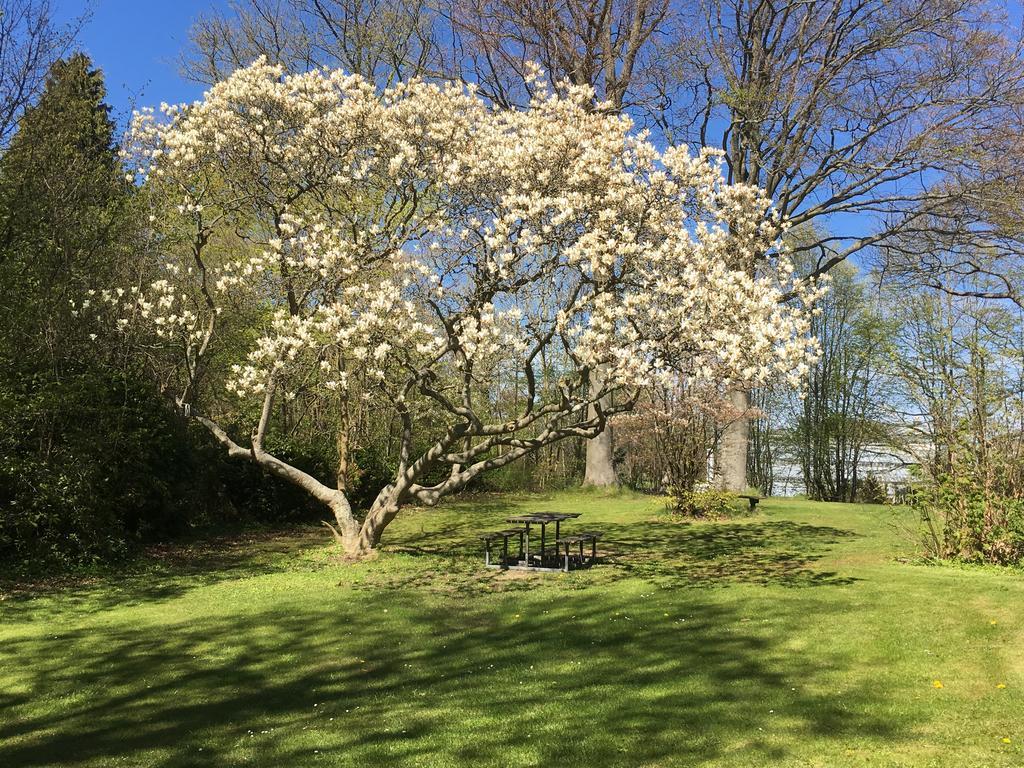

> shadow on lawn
[386,511,861,592]
[603,519,861,587]
[0,527,328,619]
[1,501,859,620]
[0,587,907,768]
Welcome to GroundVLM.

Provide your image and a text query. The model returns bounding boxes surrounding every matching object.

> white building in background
[771,442,926,500]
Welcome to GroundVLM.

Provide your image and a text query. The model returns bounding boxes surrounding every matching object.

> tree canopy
[102,60,822,554]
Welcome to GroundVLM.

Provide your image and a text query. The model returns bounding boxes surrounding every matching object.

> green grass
[1,491,1022,767]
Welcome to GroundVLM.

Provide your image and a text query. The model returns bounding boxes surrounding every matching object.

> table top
[506,512,582,523]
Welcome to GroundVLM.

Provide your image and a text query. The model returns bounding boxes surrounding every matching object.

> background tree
[746,381,783,495]
[665,0,1024,491]
[0,54,214,566]
[0,0,84,147]
[886,288,1024,562]
[790,262,889,501]
[442,0,676,121]
[181,0,435,86]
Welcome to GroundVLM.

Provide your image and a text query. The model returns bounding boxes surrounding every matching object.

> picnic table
[505,512,581,566]
[479,512,600,572]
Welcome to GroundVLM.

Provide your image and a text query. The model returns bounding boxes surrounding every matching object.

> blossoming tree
[107,60,820,556]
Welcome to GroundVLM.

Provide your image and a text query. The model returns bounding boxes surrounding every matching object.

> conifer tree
[0,55,202,567]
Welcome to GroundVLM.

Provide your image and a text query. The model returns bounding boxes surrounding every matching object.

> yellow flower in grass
[1001,737,1012,744]
[932,680,944,689]
[997,682,1007,689]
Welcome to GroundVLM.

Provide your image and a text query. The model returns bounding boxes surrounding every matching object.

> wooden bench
[479,529,525,568]
[555,531,603,572]
[738,494,762,510]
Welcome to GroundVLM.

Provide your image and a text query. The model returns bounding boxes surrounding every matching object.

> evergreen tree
[0,55,210,569]
[0,53,126,354]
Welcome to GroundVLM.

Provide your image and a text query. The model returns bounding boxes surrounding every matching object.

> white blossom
[108,58,820,418]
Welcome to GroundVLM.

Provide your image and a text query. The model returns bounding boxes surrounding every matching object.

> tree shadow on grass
[0,587,909,768]
[383,511,861,593]
[0,495,548,613]
[0,527,330,620]
[602,519,861,587]
[1,497,859,623]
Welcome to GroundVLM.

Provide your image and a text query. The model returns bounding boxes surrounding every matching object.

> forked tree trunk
[717,388,750,492]
[197,414,394,559]
[584,365,618,486]
[351,485,402,556]
[326,493,362,551]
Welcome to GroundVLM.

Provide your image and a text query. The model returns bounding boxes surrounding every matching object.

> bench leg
[501,536,509,570]
[484,540,491,567]
[578,540,584,567]
[563,543,570,573]
[518,531,524,562]
[591,538,597,565]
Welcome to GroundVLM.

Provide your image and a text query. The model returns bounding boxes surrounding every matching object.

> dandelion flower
[932,680,944,689]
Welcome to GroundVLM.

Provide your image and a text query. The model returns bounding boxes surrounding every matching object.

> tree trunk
[352,485,402,556]
[335,419,351,491]
[584,427,617,486]
[328,495,362,551]
[584,366,618,486]
[717,389,750,492]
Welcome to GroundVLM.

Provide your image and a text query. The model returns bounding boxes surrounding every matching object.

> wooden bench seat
[478,528,526,541]
[555,531,602,572]
[479,528,525,568]
[738,494,762,510]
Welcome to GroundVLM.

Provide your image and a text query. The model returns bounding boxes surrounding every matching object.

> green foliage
[344,445,400,509]
[665,486,739,520]
[0,370,223,568]
[855,475,888,505]
[0,54,225,569]
[915,476,1024,565]
[219,436,340,522]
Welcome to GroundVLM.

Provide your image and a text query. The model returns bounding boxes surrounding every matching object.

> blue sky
[56,1,223,123]
[55,0,998,271]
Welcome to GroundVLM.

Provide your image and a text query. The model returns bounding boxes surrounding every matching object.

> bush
[856,475,888,505]
[216,437,337,524]
[665,486,739,520]
[0,370,225,570]
[914,476,1024,565]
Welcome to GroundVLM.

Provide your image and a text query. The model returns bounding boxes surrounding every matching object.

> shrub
[0,370,224,570]
[216,437,338,524]
[856,476,888,505]
[665,486,739,520]
[914,476,1024,565]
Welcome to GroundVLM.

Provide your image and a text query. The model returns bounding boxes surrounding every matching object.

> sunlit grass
[1,492,1021,767]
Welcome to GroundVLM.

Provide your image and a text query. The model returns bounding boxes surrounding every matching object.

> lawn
[1,492,1021,767]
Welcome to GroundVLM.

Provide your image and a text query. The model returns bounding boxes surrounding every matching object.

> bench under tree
[738,494,762,511]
